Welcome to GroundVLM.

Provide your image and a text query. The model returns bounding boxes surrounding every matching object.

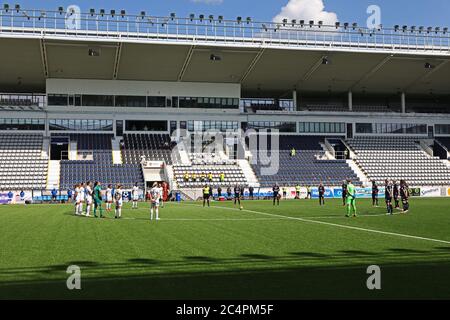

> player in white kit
[79,182,86,215]
[132,183,139,209]
[85,181,93,217]
[150,182,161,221]
[74,184,81,215]
[105,184,113,212]
[114,185,123,219]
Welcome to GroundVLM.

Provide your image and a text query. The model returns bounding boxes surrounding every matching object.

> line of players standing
[72,182,164,220]
[340,179,410,215]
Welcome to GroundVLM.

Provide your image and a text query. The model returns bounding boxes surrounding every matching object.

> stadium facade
[0,5,449,200]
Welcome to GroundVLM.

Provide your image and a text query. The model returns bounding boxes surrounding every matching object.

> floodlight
[140,11,146,19]
[246,17,251,24]
[218,15,223,22]
[291,19,296,26]
[14,4,19,12]
[394,25,399,32]
[120,10,126,17]
[190,14,195,21]
[309,20,314,27]
[282,18,287,26]
[352,22,357,30]
[299,20,305,27]
[443,27,448,34]
[100,9,105,16]
[344,22,349,29]
[3,4,9,12]
[427,27,432,33]
[419,26,424,33]
[209,15,214,22]
[110,10,115,17]
[318,21,323,28]
[58,6,64,14]
[402,25,407,32]
[435,27,440,34]
[237,16,242,23]
[170,12,176,20]
[90,8,95,16]
[335,22,340,29]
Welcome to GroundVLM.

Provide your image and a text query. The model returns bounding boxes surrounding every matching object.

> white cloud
[190,0,224,4]
[273,0,338,25]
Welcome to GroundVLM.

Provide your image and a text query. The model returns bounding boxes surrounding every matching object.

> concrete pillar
[293,90,298,111]
[401,92,406,114]
[348,91,353,111]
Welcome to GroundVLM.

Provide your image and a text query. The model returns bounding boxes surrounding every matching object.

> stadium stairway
[46,160,61,190]
[237,159,260,187]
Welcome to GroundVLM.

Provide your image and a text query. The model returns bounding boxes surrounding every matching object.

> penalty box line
[193,204,450,245]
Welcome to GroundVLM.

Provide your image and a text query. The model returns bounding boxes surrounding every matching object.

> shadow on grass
[1,259,450,300]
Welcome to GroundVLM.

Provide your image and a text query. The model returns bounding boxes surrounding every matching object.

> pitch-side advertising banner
[420,187,441,197]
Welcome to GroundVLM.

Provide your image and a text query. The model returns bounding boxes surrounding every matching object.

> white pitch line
[189,204,450,245]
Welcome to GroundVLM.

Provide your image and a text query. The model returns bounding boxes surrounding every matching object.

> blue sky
[11,0,450,27]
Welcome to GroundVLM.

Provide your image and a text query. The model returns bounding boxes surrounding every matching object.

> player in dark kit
[234,184,243,209]
[318,183,325,206]
[272,184,280,206]
[385,179,394,215]
[400,180,410,213]
[372,180,379,207]
[393,181,400,209]
[341,180,347,206]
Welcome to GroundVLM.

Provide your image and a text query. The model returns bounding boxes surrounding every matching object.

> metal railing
[0,7,449,54]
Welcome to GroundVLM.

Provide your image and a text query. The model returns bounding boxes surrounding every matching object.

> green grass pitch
[0,198,449,300]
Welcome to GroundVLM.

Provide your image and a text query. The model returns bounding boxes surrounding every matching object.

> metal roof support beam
[178,45,195,82]
[401,92,406,114]
[113,42,123,80]
[350,54,392,91]
[39,39,49,78]
[403,59,449,93]
[299,55,327,84]
[240,47,265,83]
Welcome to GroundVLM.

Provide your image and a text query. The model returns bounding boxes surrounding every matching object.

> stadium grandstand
[0,4,449,200]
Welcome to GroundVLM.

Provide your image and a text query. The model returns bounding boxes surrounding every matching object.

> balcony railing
[0,8,449,54]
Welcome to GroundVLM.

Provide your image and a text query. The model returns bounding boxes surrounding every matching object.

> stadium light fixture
[170,13,176,20]
[427,27,432,33]
[246,17,251,24]
[335,22,340,29]
[189,13,195,21]
[218,15,223,23]
[291,19,296,26]
[210,54,221,61]
[402,25,407,32]
[58,6,64,14]
[309,20,314,27]
[299,20,305,27]
[419,26,424,33]
[208,15,214,22]
[140,11,146,19]
[3,4,9,12]
[199,14,204,22]
[352,22,357,30]
[262,24,268,32]
[237,16,242,24]
[444,27,448,34]
[435,27,440,34]
[120,10,126,18]
[343,22,349,30]
[14,4,19,12]
[411,26,416,32]
[110,10,115,17]
[318,21,323,28]
[90,9,95,16]
[394,25,399,32]
[282,18,287,26]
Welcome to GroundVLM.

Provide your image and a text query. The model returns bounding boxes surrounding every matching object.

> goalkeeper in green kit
[93,181,104,218]
[345,179,357,218]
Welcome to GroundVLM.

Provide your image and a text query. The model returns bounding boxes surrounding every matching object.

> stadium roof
[0,8,449,96]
